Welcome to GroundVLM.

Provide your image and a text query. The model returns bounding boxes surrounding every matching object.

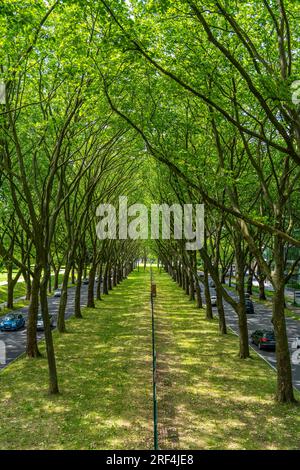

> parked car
[292,337,300,349]
[82,278,89,285]
[251,330,276,350]
[53,289,61,297]
[245,298,254,314]
[210,295,217,306]
[0,314,25,331]
[36,314,54,331]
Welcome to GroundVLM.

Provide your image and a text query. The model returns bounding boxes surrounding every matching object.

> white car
[292,337,300,349]
[210,295,217,306]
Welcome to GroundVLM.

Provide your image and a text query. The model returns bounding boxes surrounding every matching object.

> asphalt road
[208,284,300,391]
[0,283,93,370]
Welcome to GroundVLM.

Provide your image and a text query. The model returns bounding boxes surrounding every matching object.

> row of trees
[1,0,300,404]
[0,1,141,393]
[94,0,300,403]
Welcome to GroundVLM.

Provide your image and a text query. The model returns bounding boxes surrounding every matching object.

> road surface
[0,283,95,370]
[208,284,300,391]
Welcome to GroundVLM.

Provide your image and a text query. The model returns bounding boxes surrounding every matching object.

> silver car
[36,314,54,331]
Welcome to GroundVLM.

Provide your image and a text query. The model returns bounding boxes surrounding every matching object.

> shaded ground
[154,270,300,450]
[0,270,152,450]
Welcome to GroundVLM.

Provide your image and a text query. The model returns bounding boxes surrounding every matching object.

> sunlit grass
[0,268,299,450]
[154,270,300,450]
[0,270,153,450]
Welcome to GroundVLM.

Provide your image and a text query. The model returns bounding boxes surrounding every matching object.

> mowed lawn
[0,270,153,450]
[1,268,300,450]
[154,270,300,450]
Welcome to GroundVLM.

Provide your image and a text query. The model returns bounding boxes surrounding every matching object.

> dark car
[82,278,89,285]
[245,298,254,314]
[0,314,25,331]
[251,330,276,350]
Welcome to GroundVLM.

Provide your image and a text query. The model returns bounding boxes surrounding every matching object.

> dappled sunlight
[0,269,299,449]
[154,269,300,450]
[0,271,153,450]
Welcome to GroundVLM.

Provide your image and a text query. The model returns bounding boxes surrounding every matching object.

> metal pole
[150,264,159,450]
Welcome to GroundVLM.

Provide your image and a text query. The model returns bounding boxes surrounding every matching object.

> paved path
[207,283,300,391]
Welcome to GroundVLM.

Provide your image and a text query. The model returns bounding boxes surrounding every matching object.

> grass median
[0,268,299,450]
[153,269,300,450]
[0,270,153,450]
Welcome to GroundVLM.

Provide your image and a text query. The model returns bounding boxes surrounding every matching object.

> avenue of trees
[1,0,300,403]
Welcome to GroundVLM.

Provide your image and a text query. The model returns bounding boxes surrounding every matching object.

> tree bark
[87,263,96,308]
[40,268,59,394]
[53,268,59,290]
[26,264,42,358]
[272,235,295,402]
[6,263,14,309]
[234,236,250,358]
[216,281,227,334]
[195,281,203,308]
[258,268,267,300]
[203,263,213,320]
[103,265,109,295]
[96,263,102,300]
[74,262,83,319]
[246,267,253,295]
[57,264,71,333]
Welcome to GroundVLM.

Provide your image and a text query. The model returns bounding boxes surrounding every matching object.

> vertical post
[150,264,159,450]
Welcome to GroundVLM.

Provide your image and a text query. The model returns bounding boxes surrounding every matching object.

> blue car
[0,313,25,331]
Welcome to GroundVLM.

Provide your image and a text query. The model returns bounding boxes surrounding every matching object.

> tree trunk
[185,269,190,296]
[189,270,195,301]
[108,265,113,291]
[40,269,59,394]
[195,281,203,308]
[247,268,253,295]
[74,262,83,319]
[216,282,227,334]
[203,264,213,320]
[6,263,14,309]
[113,267,117,287]
[53,268,59,290]
[103,265,109,295]
[234,236,250,358]
[71,265,76,285]
[228,264,233,287]
[25,271,31,300]
[57,264,71,333]
[87,264,96,308]
[272,235,295,403]
[96,263,102,300]
[237,303,249,358]
[258,269,266,300]
[48,272,52,293]
[26,264,42,358]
